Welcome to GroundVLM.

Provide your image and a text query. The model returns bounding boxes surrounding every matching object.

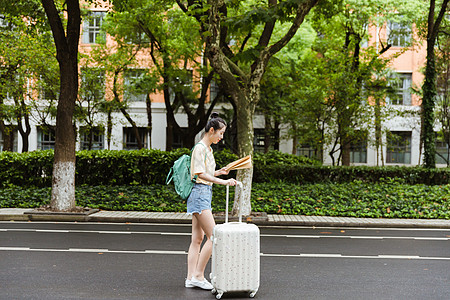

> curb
[260,220,450,229]
[1,209,450,229]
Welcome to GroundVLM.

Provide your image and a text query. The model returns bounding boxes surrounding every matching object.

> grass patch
[0,181,449,219]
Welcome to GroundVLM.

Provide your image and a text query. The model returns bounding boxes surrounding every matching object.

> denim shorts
[186,183,213,215]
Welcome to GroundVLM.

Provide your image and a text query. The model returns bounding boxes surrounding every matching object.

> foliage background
[0,150,449,219]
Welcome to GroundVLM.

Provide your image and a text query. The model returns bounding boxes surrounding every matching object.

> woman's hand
[217,167,229,176]
[226,178,237,186]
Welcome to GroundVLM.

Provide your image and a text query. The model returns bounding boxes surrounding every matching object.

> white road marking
[0,247,448,261]
[1,228,449,240]
[260,253,450,261]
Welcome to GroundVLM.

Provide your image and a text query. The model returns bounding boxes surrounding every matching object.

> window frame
[297,144,318,160]
[80,126,105,150]
[123,127,148,150]
[435,132,450,165]
[82,11,106,44]
[37,126,56,150]
[124,69,148,102]
[387,20,412,48]
[350,133,368,164]
[386,73,412,106]
[253,128,279,153]
[386,131,412,164]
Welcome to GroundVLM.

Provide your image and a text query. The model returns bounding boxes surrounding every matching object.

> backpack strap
[165,167,173,185]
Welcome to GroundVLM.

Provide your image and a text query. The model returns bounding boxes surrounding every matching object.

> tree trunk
[422,45,437,168]
[17,110,31,153]
[0,97,13,151]
[146,93,152,148]
[42,0,81,211]
[232,91,255,216]
[291,123,298,155]
[106,107,112,150]
[50,59,77,210]
[203,0,318,216]
[341,141,351,166]
[120,107,143,149]
[264,114,271,153]
[422,0,449,168]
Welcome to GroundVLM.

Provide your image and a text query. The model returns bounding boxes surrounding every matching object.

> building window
[124,69,147,102]
[387,73,412,105]
[170,127,188,149]
[254,128,278,153]
[37,127,56,150]
[125,29,150,45]
[297,144,317,159]
[82,11,105,44]
[254,129,265,153]
[80,127,104,150]
[0,128,18,152]
[360,24,369,48]
[386,131,411,164]
[436,133,449,165]
[350,134,367,163]
[123,127,148,150]
[210,80,221,101]
[388,20,411,47]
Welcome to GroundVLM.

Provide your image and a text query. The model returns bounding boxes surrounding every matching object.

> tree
[0,5,56,152]
[110,0,223,150]
[76,59,107,150]
[259,21,317,155]
[303,0,426,166]
[421,0,449,168]
[180,0,319,215]
[434,13,450,165]
[41,0,81,211]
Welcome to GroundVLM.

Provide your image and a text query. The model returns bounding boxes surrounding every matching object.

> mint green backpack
[166,144,206,200]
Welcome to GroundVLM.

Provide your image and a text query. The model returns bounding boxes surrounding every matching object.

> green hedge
[0,149,318,187]
[1,149,450,187]
[253,165,450,185]
[1,182,449,219]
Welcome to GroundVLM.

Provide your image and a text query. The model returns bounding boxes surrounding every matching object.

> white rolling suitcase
[210,183,260,299]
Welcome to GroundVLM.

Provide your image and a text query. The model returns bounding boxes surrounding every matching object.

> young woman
[185,113,237,290]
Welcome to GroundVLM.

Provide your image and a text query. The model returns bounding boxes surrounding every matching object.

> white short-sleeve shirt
[190,142,215,186]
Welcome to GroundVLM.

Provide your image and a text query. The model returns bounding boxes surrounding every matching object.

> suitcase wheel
[216,292,223,299]
[249,291,257,298]
[211,288,216,294]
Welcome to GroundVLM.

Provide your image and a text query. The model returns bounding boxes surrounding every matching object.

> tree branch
[268,0,319,56]
[41,0,69,56]
[430,0,450,43]
[256,0,277,48]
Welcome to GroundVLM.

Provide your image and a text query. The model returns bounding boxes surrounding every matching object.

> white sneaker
[185,278,194,288]
[190,276,213,290]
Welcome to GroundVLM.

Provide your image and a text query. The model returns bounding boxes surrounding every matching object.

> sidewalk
[1,208,450,228]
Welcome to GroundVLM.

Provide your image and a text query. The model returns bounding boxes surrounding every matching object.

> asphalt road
[0,222,449,300]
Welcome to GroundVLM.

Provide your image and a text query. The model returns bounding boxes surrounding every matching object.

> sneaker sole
[190,282,213,290]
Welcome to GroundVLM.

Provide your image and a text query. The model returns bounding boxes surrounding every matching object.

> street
[0,222,449,300]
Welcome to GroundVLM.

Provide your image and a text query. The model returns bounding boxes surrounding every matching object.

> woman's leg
[192,209,216,280]
[187,214,204,280]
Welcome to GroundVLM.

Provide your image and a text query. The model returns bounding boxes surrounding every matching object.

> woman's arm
[214,167,229,177]
[198,172,237,186]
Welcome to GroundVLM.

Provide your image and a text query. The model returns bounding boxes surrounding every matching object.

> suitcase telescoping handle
[225,181,243,223]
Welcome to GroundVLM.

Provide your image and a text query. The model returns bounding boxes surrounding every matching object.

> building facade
[1,5,447,167]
